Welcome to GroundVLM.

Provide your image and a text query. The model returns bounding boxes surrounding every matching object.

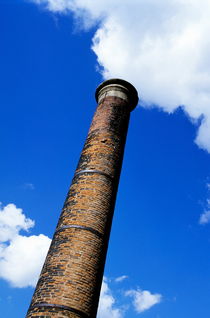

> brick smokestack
[26,78,138,318]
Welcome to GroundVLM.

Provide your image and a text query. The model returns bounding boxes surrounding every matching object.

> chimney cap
[95,78,139,111]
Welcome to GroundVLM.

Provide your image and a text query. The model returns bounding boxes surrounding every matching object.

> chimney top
[95,78,139,111]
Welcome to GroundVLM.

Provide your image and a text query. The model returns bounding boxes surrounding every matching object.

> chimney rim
[95,78,139,111]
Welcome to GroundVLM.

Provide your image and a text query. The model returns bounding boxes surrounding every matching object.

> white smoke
[30,0,210,152]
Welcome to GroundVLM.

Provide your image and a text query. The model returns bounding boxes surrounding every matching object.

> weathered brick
[26,79,138,318]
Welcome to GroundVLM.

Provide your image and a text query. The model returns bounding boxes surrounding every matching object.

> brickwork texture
[26,79,138,318]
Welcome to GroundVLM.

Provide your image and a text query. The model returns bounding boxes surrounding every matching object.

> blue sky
[1,1,210,317]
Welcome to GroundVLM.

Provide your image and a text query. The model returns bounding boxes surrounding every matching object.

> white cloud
[97,278,162,316]
[199,185,210,225]
[22,183,35,190]
[97,278,124,318]
[29,0,210,153]
[199,210,210,224]
[0,203,34,242]
[115,275,128,283]
[125,288,162,313]
[0,203,51,288]
[0,202,162,315]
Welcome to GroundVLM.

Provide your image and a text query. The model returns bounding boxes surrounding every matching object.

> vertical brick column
[26,79,138,318]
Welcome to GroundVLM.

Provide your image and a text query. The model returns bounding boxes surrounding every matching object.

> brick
[26,79,138,318]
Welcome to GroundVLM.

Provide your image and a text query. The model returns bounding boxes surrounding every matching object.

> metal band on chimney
[74,169,113,180]
[29,303,89,318]
[55,224,103,239]
[97,84,129,104]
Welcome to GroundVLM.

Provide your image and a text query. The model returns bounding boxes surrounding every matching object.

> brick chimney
[26,78,138,318]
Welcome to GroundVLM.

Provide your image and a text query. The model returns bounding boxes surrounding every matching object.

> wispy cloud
[22,183,35,190]
[115,275,128,283]
[125,288,162,313]
[199,184,210,225]
[199,210,210,224]
[0,203,51,288]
